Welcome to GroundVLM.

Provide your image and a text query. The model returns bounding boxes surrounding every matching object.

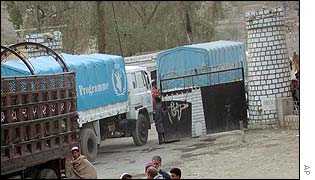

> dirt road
[93,125,299,179]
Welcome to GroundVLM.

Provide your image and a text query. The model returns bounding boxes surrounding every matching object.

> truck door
[135,70,152,111]
[127,70,152,112]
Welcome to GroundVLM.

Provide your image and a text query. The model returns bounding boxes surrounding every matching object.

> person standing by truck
[70,146,97,179]
[154,97,166,144]
[152,80,160,110]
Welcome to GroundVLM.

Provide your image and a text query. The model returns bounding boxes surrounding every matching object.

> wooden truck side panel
[1,72,79,176]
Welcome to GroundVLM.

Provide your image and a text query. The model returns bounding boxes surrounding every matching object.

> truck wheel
[132,114,149,145]
[38,168,57,179]
[80,128,98,162]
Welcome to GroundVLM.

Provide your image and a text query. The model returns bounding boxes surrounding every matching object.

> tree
[180,2,195,44]
[6,1,23,29]
[127,1,160,30]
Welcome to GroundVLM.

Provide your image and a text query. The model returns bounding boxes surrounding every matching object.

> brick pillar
[245,7,291,129]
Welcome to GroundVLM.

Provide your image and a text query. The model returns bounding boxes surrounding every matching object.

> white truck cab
[126,66,153,121]
[124,66,154,146]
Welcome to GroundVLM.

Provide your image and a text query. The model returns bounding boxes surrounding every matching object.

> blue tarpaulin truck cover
[1,53,128,112]
[156,40,248,90]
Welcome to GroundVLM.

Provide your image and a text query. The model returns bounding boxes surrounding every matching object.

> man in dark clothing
[170,168,181,179]
[151,81,160,110]
[154,97,166,144]
[152,155,171,179]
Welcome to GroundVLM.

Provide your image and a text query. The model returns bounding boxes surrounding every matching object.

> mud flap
[162,101,192,142]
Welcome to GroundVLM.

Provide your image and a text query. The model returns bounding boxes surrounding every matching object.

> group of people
[121,155,181,179]
[69,147,181,179]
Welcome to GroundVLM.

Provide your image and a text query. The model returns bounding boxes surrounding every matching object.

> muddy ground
[93,125,299,179]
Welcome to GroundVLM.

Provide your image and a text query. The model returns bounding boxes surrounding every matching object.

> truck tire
[38,168,58,179]
[132,114,149,146]
[80,128,98,162]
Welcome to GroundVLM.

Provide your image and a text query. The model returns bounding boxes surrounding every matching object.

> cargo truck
[2,44,153,162]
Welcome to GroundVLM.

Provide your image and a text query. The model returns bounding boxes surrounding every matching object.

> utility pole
[96,1,106,53]
[111,1,124,57]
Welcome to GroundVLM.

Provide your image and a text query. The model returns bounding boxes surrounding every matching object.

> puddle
[141,146,165,152]
[180,150,220,159]
[173,142,211,153]
[200,137,217,142]
[98,146,164,154]
[264,143,279,148]
[98,148,139,154]
[129,160,136,164]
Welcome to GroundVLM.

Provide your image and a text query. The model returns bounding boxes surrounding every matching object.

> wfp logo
[112,63,127,96]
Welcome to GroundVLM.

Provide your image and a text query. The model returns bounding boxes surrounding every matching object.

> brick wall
[245,7,291,129]
[24,31,63,57]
